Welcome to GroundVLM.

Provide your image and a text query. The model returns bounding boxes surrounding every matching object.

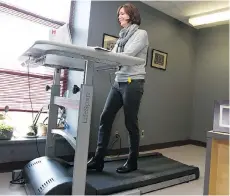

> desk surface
[208,130,230,140]
[19,40,145,68]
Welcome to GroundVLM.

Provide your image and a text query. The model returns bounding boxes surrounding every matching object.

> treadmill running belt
[85,153,199,195]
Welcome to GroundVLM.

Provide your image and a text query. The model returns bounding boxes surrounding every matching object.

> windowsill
[0,136,45,144]
[0,135,65,145]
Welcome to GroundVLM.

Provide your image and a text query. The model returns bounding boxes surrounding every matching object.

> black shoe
[116,161,137,173]
[87,156,104,172]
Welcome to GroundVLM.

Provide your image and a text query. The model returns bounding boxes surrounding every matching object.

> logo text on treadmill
[82,92,91,123]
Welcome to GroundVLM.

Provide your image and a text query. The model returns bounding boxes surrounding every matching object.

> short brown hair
[117,3,141,25]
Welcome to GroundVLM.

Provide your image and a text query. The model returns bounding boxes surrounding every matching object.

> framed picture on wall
[151,49,168,70]
[102,33,118,51]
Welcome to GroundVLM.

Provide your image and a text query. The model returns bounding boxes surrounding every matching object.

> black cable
[35,135,40,157]
[118,135,122,156]
[108,134,122,157]
[10,178,25,185]
[27,65,40,157]
[116,134,121,156]
[27,65,34,120]
[109,73,113,86]
[109,137,119,150]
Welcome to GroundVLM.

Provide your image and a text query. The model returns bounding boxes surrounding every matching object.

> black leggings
[95,80,144,161]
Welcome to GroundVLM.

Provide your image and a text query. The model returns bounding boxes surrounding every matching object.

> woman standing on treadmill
[88,3,149,173]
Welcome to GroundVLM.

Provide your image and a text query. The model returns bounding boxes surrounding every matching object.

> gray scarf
[116,24,139,53]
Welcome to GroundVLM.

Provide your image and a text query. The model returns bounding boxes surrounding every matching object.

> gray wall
[191,24,229,142]
[87,1,197,152]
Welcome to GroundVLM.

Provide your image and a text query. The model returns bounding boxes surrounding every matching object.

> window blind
[0,68,68,112]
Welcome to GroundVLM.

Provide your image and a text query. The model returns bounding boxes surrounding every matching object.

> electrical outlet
[115,131,119,138]
[141,130,144,138]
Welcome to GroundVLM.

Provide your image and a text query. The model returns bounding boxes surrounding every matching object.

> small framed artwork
[102,33,118,51]
[151,49,168,70]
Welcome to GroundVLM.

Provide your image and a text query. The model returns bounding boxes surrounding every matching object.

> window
[0,11,68,112]
[0,1,71,137]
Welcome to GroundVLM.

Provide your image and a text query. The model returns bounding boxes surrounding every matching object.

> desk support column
[72,60,94,195]
[45,68,61,157]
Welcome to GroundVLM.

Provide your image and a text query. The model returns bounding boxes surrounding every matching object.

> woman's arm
[121,30,148,57]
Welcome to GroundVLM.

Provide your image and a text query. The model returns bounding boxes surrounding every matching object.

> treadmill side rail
[52,129,76,150]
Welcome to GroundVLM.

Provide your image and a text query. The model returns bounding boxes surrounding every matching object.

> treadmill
[19,40,200,195]
[23,152,199,195]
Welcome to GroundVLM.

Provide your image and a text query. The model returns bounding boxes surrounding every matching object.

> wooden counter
[203,130,229,195]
